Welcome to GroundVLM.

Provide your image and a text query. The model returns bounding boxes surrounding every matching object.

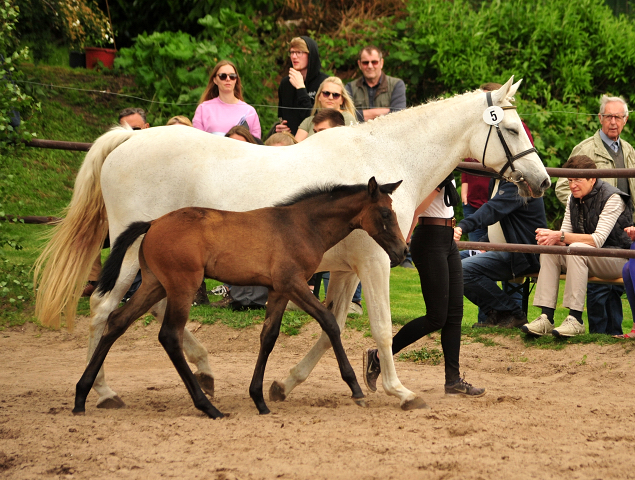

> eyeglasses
[289,50,307,57]
[360,60,380,66]
[131,127,142,131]
[321,90,341,100]
[600,114,627,122]
[216,73,238,81]
[567,178,589,185]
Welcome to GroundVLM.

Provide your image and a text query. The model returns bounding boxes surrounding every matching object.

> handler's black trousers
[391,223,463,384]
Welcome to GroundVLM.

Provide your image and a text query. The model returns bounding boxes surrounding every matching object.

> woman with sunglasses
[193,60,261,139]
[295,77,357,142]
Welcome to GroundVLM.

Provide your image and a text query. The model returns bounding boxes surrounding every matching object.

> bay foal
[73,178,406,418]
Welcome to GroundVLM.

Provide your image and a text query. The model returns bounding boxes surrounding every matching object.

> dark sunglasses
[321,90,341,100]
[360,60,380,66]
[216,73,238,81]
[131,127,142,130]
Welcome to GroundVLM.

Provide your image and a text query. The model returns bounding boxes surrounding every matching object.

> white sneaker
[552,315,585,337]
[348,301,363,316]
[521,314,554,336]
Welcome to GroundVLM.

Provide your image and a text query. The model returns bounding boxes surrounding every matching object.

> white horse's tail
[34,128,135,330]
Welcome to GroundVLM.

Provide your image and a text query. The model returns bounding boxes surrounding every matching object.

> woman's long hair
[198,60,244,104]
[311,77,356,119]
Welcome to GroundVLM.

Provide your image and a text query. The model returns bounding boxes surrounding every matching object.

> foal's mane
[275,183,367,207]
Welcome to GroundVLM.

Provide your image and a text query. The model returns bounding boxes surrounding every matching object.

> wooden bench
[506,273,624,316]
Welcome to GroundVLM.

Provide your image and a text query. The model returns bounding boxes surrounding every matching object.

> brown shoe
[496,311,527,329]
[210,296,233,309]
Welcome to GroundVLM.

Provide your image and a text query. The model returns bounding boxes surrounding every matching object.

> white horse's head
[468,76,550,198]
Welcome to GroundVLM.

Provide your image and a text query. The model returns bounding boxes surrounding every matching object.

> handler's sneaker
[552,315,585,337]
[521,314,554,336]
[444,377,486,397]
[363,348,381,392]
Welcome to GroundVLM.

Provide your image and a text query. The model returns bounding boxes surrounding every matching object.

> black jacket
[277,36,328,135]
[458,179,547,275]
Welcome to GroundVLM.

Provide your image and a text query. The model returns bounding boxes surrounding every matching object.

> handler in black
[275,36,328,136]
[363,176,486,400]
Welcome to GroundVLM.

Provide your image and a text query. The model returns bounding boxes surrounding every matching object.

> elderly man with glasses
[345,45,406,123]
[524,155,633,337]
[554,95,635,335]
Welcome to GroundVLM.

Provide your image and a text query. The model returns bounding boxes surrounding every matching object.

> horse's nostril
[540,177,551,191]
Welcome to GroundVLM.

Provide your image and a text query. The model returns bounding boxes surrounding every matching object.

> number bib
[483,106,504,125]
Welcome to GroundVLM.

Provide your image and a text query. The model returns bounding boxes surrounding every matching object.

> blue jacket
[457,178,547,275]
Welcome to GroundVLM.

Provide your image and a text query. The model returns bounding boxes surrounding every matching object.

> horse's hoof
[353,397,367,408]
[72,409,85,416]
[96,395,126,409]
[269,381,287,402]
[195,372,215,398]
[400,396,430,411]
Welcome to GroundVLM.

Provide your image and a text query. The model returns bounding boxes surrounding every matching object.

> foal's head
[358,177,407,267]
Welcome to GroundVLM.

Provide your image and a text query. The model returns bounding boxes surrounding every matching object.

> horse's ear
[379,180,403,195]
[508,78,522,98]
[491,76,515,105]
[368,176,379,200]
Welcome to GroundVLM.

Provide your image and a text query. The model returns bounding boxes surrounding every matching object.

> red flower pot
[85,47,116,70]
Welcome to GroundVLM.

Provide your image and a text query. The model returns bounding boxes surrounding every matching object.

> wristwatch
[560,231,565,243]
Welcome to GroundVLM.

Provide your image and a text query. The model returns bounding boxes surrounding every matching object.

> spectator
[310,108,345,134]
[555,95,635,335]
[193,60,261,139]
[276,36,328,135]
[523,155,633,337]
[225,125,258,144]
[118,107,149,130]
[166,115,193,126]
[264,132,297,146]
[345,45,406,123]
[363,175,485,399]
[618,228,635,338]
[295,77,356,142]
[453,178,547,328]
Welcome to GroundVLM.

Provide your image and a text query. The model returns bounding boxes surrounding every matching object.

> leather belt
[418,217,456,228]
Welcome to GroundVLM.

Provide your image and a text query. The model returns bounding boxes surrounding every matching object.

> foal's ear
[379,180,403,195]
[491,76,515,105]
[368,176,379,200]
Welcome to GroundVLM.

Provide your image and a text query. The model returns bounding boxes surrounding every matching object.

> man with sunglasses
[345,45,406,122]
[554,95,635,335]
[118,107,150,130]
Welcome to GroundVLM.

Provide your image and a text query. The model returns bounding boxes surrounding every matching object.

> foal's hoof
[96,395,126,409]
[400,396,430,411]
[195,372,215,398]
[353,397,367,408]
[71,409,85,416]
[269,381,287,402]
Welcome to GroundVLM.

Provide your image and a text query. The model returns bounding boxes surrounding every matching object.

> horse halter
[481,91,537,183]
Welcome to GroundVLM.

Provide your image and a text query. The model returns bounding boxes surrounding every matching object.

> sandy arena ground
[2,317,635,479]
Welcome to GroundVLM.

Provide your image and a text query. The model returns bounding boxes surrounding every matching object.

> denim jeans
[586,283,624,335]
[463,251,528,319]
[322,272,362,304]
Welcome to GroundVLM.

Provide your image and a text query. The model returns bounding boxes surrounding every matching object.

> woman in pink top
[193,60,261,139]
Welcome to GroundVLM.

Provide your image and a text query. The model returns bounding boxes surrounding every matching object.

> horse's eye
[381,210,391,219]
[508,129,519,136]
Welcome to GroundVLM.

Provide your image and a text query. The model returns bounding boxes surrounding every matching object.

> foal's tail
[33,127,136,330]
[96,221,151,296]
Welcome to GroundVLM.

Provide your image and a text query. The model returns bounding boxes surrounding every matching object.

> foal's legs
[270,270,358,401]
[87,242,142,408]
[152,297,216,398]
[272,277,365,406]
[249,290,288,414]
[74,277,166,414]
[158,295,224,419]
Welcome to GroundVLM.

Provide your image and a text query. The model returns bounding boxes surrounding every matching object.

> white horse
[35,77,550,411]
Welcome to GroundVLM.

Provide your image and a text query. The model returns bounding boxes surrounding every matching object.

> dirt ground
[2,317,635,480]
